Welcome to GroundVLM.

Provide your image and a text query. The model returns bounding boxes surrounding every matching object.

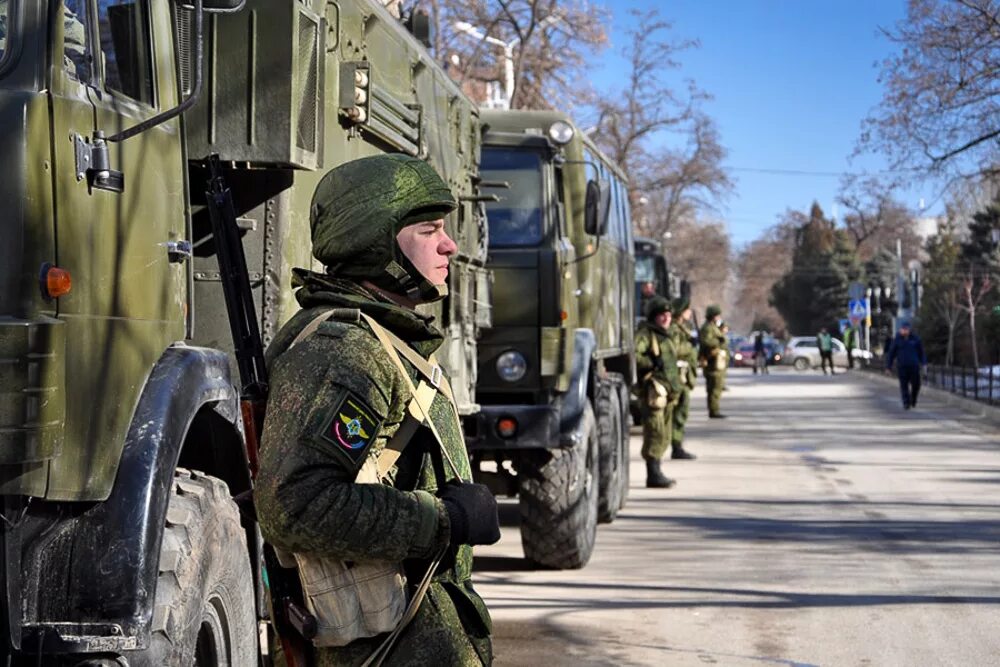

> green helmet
[670,297,690,317]
[645,295,671,320]
[309,154,457,303]
[705,304,721,320]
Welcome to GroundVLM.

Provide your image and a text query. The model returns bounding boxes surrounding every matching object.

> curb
[856,368,1000,430]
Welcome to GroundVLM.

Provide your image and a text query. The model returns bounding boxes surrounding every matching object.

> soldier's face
[655,311,672,329]
[397,219,457,285]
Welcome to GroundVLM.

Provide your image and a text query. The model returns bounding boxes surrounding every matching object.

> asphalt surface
[472,367,1000,667]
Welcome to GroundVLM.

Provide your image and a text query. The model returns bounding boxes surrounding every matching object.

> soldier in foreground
[699,305,728,419]
[667,298,698,460]
[635,297,682,488]
[256,155,500,666]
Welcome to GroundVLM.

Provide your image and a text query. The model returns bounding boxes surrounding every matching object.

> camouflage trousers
[640,402,675,462]
[671,388,690,449]
[313,582,492,667]
[704,371,723,416]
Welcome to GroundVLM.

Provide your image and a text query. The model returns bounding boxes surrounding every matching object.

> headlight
[496,350,528,382]
[734,353,743,361]
[548,120,574,145]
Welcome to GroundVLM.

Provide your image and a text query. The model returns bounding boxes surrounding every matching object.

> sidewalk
[853,366,1000,433]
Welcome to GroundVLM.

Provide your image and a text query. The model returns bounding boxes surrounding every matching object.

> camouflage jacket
[634,321,681,397]
[699,320,727,369]
[668,320,698,388]
[255,273,490,664]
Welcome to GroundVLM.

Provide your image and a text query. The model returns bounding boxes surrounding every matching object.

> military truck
[464,110,636,569]
[634,235,688,324]
[0,1,488,664]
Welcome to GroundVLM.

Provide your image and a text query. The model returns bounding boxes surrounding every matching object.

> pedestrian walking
[667,298,698,459]
[635,296,682,487]
[753,331,768,375]
[817,327,835,375]
[699,305,728,418]
[255,154,499,666]
[884,320,927,410]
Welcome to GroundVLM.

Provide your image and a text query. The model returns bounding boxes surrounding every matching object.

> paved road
[472,368,1000,667]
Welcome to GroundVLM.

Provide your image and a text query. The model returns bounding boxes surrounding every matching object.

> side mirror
[176,0,245,12]
[584,179,611,236]
[406,10,433,48]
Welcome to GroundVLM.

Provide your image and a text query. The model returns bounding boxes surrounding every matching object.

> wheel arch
[17,344,250,657]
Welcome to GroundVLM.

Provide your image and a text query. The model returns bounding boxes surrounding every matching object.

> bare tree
[836,175,922,261]
[861,0,1000,180]
[959,270,992,368]
[426,0,608,110]
[591,9,709,209]
[732,220,799,335]
[635,113,733,239]
[664,217,732,317]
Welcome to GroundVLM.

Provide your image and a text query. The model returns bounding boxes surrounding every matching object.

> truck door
[47,0,188,498]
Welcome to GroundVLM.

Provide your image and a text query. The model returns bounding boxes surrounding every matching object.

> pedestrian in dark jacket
[884,320,927,410]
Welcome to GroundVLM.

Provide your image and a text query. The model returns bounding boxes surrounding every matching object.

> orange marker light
[560,310,569,321]
[496,417,518,439]
[41,265,72,300]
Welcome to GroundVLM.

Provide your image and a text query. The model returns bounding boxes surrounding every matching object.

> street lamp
[453,21,518,109]
[453,16,562,109]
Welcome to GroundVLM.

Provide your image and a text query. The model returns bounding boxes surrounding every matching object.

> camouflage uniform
[667,299,698,457]
[699,305,727,418]
[634,297,681,487]
[256,155,492,666]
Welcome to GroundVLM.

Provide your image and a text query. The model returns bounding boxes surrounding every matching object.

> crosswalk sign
[848,299,867,324]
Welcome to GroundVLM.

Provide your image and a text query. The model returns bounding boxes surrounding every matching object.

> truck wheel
[793,357,809,371]
[519,406,598,569]
[617,380,632,511]
[596,375,625,523]
[139,469,257,666]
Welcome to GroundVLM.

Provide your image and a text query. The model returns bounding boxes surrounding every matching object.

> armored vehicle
[465,110,635,569]
[0,1,487,664]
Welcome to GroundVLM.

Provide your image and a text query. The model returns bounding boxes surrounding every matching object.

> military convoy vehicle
[634,235,688,323]
[0,1,487,663]
[465,110,636,569]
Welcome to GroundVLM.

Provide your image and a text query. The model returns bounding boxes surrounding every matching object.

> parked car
[731,342,758,367]
[783,336,849,370]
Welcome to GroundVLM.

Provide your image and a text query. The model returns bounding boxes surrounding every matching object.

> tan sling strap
[359,313,465,482]
[287,308,463,481]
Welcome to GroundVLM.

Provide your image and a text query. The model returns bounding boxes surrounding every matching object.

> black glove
[652,356,665,372]
[438,481,501,546]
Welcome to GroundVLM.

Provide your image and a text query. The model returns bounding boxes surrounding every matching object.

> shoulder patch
[318,390,384,473]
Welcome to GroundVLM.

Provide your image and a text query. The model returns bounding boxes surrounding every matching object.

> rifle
[203,154,317,667]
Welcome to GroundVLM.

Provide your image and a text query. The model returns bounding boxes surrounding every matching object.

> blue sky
[590,0,934,247]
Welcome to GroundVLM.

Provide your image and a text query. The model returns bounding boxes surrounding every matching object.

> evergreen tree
[771,203,861,334]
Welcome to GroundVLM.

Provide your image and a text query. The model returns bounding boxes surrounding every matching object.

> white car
[784,336,853,370]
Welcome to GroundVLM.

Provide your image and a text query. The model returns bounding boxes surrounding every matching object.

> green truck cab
[634,235,689,323]
[0,1,487,664]
[465,110,635,569]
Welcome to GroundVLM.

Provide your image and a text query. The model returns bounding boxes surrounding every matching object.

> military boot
[645,459,676,488]
[671,446,696,460]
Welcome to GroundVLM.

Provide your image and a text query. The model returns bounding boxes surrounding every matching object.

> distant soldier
[667,297,698,460]
[699,305,728,418]
[635,297,682,488]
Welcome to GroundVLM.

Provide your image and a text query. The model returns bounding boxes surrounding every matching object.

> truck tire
[139,469,257,666]
[617,380,632,511]
[519,406,598,569]
[596,375,625,523]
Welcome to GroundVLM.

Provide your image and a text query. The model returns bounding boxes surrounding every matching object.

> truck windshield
[481,147,545,246]
[635,255,657,282]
